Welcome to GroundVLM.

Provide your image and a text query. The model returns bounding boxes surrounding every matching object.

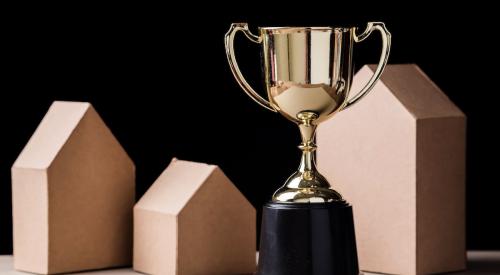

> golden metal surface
[225,22,391,203]
[224,23,276,112]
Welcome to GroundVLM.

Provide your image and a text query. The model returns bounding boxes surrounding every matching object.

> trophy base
[257,201,359,275]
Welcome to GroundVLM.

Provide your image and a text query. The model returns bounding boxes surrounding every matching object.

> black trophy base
[257,201,359,275]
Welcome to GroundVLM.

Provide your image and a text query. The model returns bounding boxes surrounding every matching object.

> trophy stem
[272,111,342,203]
[298,142,316,179]
[297,111,318,181]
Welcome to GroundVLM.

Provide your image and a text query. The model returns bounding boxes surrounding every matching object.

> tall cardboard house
[317,65,466,275]
[12,101,135,274]
[134,159,256,275]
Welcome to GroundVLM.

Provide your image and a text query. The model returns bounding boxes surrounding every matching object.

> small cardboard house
[12,101,135,274]
[134,159,256,275]
[317,65,466,275]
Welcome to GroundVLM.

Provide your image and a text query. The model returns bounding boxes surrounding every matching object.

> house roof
[13,101,92,170]
[135,159,220,215]
[357,64,464,119]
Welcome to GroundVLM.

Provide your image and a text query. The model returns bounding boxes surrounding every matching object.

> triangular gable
[135,159,217,215]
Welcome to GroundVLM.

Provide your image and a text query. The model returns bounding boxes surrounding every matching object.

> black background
[1,5,499,254]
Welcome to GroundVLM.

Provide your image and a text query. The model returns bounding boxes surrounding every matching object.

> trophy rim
[259,26,352,33]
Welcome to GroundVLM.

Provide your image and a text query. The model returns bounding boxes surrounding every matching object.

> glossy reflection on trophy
[225,22,390,275]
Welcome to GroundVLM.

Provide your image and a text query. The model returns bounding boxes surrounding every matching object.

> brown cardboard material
[133,159,256,275]
[317,64,466,275]
[12,101,135,274]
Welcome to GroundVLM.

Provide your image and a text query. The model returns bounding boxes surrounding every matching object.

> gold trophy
[225,22,390,275]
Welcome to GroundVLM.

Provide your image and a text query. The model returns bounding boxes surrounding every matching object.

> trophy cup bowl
[225,22,391,275]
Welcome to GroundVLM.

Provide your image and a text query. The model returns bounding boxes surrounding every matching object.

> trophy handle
[344,22,391,109]
[225,23,277,112]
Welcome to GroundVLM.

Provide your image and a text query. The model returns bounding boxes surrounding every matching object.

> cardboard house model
[317,65,466,275]
[134,159,256,275]
[12,101,135,274]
